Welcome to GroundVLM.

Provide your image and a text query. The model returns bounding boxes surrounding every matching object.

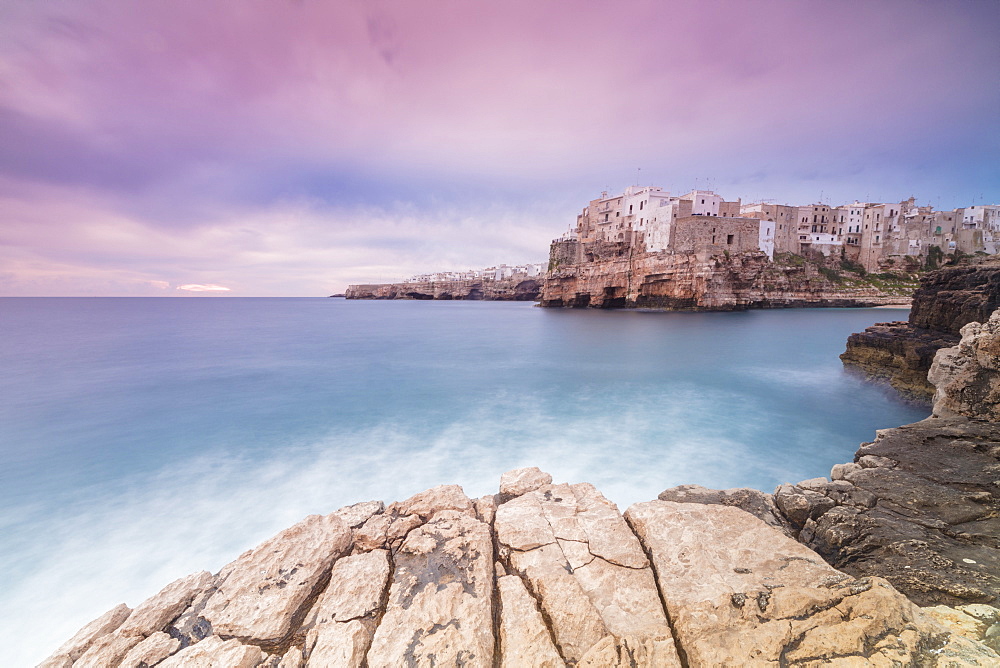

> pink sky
[1,0,997,295]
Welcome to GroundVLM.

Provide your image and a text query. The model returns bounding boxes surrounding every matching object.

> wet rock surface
[800,417,1000,607]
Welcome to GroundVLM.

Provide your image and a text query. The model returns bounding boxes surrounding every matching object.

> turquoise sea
[0,298,928,665]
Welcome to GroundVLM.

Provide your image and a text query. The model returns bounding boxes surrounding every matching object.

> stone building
[739,202,800,254]
[560,186,773,263]
[559,186,1000,274]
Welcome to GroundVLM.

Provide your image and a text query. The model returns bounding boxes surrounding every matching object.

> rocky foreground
[44,311,1000,667]
[42,463,1000,668]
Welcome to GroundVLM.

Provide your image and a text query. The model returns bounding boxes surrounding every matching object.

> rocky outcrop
[929,309,1000,421]
[627,500,984,666]
[541,251,913,310]
[45,466,998,667]
[841,259,1000,399]
[653,420,1000,613]
[910,262,1000,334]
[841,321,958,400]
[345,277,542,301]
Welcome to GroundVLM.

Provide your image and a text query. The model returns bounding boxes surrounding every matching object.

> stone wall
[670,215,760,255]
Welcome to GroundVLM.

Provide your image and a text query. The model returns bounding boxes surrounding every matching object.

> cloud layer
[1,0,998,295]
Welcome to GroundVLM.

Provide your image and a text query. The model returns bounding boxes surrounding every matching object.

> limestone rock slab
[626,500,982,665]
[71,630,142,668]
[202,512,352,648]
[657,483,793,536]
[496,482,678,666]
[277,646,305,668]
[497,574,565,668]
[366,510,494,667]
[156,634,264,667]
[500,467,553,499]
[118,570,214,637]
[38,603,131,666]
[304,549,390,628]
[306,618,374,667]
[332,500,385,529]
[118,631,181,668]
[392,484,475,520]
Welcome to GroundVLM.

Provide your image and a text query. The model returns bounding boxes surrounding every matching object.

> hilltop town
[553,186,999,272]
[347,187,1000,309]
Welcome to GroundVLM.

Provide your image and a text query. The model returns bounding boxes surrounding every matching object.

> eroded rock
[625,500,988,665]
[930,308,1000,421]
[71,630,142,668]
[497,573,565,667]
[304,549,390,628]
[496,481,678,666]
[117,631,181,668]
[801,417,1000,606]
[366,509,494,667]
[201,512,352,649]
[156,634,264,667]
[118,570,213,637]
[332,500,385,529]
[500,467,553,500]
[658,483,792,536]
[304,618,374,667]
[38,603,131,667]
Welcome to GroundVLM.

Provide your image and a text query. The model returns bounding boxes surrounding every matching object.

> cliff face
[44,467,999,668]
[345,278,541,301]
[929,309,1000,421]
[541,251,913,310]
[910,263,1000,334]
[841,259,1000,400]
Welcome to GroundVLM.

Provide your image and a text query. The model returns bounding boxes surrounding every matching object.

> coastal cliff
[541,250,914,310]
[345,278,542,301]
[841,259,1000,400]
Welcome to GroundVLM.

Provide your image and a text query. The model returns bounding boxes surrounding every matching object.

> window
[640,201,644,210]
[727,234,734,244]
[701,199,705,204]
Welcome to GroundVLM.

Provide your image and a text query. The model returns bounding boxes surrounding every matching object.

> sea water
[0,298,928,665]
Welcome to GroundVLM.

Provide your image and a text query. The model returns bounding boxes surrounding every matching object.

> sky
[1,0,998,296]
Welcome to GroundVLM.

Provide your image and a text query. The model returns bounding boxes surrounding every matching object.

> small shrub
[819,266,843,283]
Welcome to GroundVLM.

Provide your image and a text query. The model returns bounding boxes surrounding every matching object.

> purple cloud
[0,0,997,295]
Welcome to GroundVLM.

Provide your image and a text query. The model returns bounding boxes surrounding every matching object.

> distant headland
[347,186,999,310]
